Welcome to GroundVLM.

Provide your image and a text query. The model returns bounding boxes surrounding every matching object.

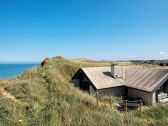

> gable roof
[76,66,168,92]
[81,67,124,89]
[125,67,168,92]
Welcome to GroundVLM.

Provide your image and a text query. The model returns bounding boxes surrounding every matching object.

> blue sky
[0,0,168,62]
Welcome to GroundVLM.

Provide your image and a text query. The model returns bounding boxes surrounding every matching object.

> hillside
[0,57,168,126]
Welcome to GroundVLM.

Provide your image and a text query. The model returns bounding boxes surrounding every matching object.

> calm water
[0,64,39,78]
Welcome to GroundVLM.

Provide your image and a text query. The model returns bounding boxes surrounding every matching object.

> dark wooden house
[72,65,168,105]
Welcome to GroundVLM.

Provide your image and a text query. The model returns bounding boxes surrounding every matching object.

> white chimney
[111,64,123,78]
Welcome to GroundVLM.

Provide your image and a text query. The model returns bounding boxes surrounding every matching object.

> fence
[95,92,114,108]
[95,92,143,116]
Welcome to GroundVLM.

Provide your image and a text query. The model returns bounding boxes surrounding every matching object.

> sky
[0,0,168,62]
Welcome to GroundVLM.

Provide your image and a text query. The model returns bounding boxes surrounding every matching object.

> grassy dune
[0,57,167,126]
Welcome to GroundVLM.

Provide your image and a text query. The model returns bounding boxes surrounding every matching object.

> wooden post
[89,99,91,108]
[125,100,128,114]
[110,97,112,108]
[139,100,142,116]
[96,92,98,106]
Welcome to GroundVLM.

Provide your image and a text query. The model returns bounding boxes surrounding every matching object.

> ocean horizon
[0,63,39,78]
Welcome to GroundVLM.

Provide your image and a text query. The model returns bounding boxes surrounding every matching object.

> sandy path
[2,91,18,102]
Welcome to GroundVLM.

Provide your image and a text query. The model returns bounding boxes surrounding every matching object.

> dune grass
[0,57,167,126]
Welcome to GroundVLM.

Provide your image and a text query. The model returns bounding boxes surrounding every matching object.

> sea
[0,64,39,78]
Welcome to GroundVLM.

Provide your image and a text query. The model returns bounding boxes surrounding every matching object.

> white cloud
[160,51,166,55]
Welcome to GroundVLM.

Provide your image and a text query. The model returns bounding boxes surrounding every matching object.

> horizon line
[0,61,40,64]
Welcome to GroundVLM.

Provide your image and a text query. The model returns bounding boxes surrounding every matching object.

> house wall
[152,92,156,105]
[96,87,125,97]
[160,63,168,66]
[90,85,96,96]
[127,88,156,105]
[73,79,158,105]
[73,79,80,87]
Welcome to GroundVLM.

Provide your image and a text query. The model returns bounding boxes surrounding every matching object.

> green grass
[0,57,167,126]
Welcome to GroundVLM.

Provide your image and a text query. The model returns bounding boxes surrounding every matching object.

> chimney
[111,64,123,78]
[111,64,117,78]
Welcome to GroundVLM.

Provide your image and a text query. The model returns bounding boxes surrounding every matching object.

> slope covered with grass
[0,57,167,126]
